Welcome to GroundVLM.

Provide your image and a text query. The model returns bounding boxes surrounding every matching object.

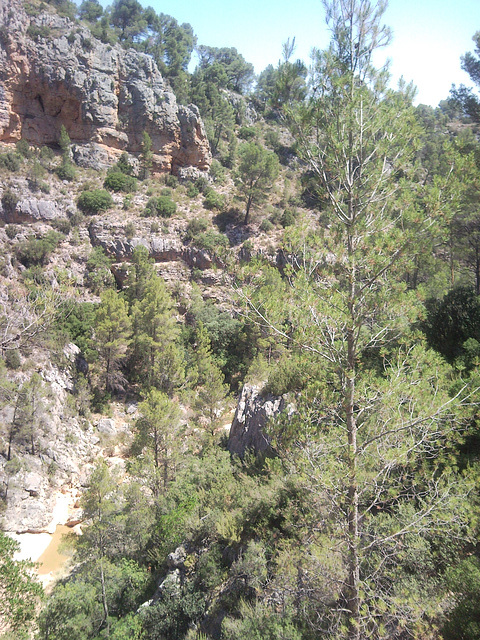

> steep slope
[0,0,211,174]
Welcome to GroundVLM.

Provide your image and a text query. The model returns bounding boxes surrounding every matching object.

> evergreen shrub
[77,189,113,214]
[143,196,176,218]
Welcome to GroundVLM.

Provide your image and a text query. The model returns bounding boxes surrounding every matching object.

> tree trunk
[476,244,480,296]
[100,558,110,637]
[244,195,253,225]
[346,231,360,640]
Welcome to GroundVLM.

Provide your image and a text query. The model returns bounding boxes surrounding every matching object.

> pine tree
[130,274,184,392]
[243,1,474,637]
[191,322,229,434]
[94,289,131,393]
[133,389,180,494]
[140,131,153,180]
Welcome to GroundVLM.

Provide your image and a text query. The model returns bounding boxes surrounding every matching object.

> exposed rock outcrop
[228,384,286,457]
[88,220,221,271]
[0,0,211,174]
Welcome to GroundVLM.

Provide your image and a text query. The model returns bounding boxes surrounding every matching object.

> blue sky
[109,0,479,106]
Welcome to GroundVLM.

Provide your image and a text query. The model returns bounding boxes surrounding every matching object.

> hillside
[1,1,480,639]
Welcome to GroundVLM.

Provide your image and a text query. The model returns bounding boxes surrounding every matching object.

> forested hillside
[1,0,480,639]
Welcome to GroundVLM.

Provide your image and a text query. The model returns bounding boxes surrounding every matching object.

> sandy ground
[8,489,80,588]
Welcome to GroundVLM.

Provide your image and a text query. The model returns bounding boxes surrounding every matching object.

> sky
[120,0,478,107]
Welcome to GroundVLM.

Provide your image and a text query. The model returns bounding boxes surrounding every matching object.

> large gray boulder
[228,384,286,457]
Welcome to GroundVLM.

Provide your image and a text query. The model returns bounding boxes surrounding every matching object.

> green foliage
[56,161,76,181]
[0,531,43,634]
[104,171,137,193]
[57,301,96,357]
[0,151,22,172]
[115,151,135,176]
[129,274,184,392]
[238,126,256,140]
[139,131,153,179]
[46,0,77,18]
[78,0,103,22]
[449,31,480,122]
[133,389,180,494]
[422,287,480,364]
[196,45,255,94]
[15,139,32,158]
[5,224,18,239]
[281,207,297,227]
[186,181,200,198]
[185,217,209,240]
[164,174,178,189]
[58,125,71,159]
[1,188,18,214]
[186,294,258,387]
[86,247,115,294]
[443,557,480,640]
[16,230,63,267]
[38,581,99,640]
[222,602,304,640]
[5,349,21,370]
[264,352,315,395]
[94,289,131,393]
[209,159,226,184]
[188,322,229,432]
[189,64,236,153]
[203,189,225,211]
[236,141,280,224]
[26,24,51,40]
[193,230,229,255]
[77,189,113,214]
[144,196,177,218]
[259,218,273,233]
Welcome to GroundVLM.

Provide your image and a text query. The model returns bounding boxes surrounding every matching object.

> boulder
[228,384,286,457]
[97,418,116,436]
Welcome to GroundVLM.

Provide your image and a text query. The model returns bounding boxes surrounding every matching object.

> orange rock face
[0,1,211,174]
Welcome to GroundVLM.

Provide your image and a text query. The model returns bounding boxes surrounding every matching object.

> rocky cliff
[0,0,211,174]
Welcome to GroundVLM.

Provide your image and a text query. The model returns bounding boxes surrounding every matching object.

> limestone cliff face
[0,0,211,174]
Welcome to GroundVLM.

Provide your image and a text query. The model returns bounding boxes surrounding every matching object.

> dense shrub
[5,225,19,239]
[26,24,51,40]
[1,189,18,214]
[185,218,208,241]
[51,218,72,235]
[164,174,178,188]
[143,196,176,218]
[0,151,22,172]
[194,175,209,193]
[16,230,63,267]
[195,230,229,254]
[238,125,257,140]
[104,171,137,193]
[5,349,21,370]
[422,287,480,365]
[186,182,200,198]
[260,219,274,233]
[281,208,297,227]
[86,247,115,294]
[115,152,134,176]
[77,189,113,214]
[210,159,226,184]
[203,190,225,211]
[56,162,76,181]
[16,139,32,158]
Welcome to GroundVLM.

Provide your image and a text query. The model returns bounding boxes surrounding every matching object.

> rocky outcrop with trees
[0,0,211,174]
